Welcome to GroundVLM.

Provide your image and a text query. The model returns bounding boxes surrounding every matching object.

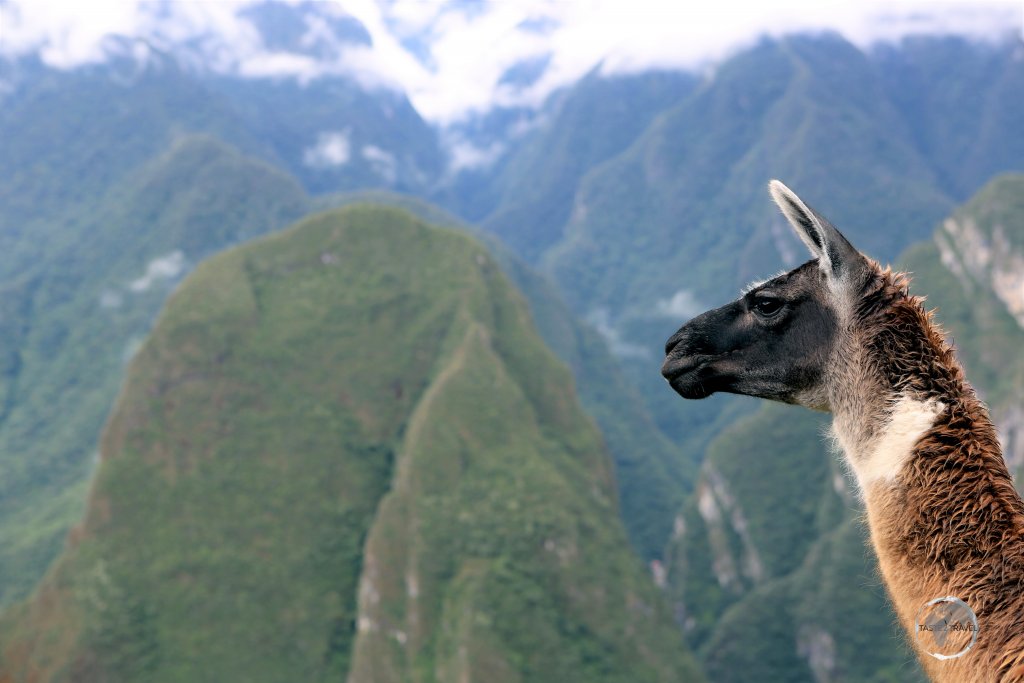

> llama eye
[753,298,784,316]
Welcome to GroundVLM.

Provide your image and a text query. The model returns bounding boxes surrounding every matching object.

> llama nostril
[664,330,686,356]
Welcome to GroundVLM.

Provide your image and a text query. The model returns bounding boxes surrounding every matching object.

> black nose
[664,328,686,355]
[660,354,678,380]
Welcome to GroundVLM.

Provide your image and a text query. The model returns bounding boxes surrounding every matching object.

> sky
[1,0,1022,123]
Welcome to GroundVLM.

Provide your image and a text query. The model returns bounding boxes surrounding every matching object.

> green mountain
[456,35,1024,470]
[546,35,951,309]
[478,70,697,262]
[207,76,443,195]
[489,246,697,560]
[477,36,1024,318]
[0,52,702,602]
[0,131,692,614]
[0,60,330,603]
[661,174,1024,682]
[0,57,265,280]
[0,206,704,683]
[0,135,310,609]
[2,31,1023,683]
[875,38,1024,198]
[323,191,697,560]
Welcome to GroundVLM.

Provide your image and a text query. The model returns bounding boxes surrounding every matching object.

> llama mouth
[661,354,717,382]
[662,354,724,399]
[661,357,700,381]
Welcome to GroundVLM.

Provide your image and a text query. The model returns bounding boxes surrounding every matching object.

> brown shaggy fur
[854,265,1024,682]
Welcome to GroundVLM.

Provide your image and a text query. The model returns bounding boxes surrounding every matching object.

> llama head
[661,180,872,410]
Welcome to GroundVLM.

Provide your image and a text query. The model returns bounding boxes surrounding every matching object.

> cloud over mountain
[1,0,1021,122]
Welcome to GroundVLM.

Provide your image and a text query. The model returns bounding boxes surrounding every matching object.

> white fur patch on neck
[841,395,944,490]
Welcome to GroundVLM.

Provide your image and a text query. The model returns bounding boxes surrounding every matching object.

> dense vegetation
[0,206,704,682]
[0,135,309,608]
[1,19,1023,680]
[0,49,712,599]
[0,133,686,612]
[326,191,696,560]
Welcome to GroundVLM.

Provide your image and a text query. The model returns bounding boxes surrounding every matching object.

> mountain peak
[0,205,704,683]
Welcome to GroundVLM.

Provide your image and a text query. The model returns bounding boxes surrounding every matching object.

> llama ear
[768,179,862,280]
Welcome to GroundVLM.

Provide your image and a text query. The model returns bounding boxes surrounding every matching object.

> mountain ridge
[0,204,705,682]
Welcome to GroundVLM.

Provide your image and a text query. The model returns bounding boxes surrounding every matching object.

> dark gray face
[661,260,839,405]
[661,180,869,410]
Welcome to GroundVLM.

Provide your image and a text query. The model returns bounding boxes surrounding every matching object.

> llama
[661,180,1024,681]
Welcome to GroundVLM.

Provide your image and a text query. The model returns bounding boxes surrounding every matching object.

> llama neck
[853,380,1024,676]
[829,271,977,489]
[829,275,1024,673]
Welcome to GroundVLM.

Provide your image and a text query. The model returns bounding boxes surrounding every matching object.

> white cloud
[330,0,432,83]
[362,144,397,183]
[304,130,351,168]
[366,0,1023,122]
[446,139,506,172]
[587,307,652,360]
[237,51,319,79]
[0,0,139,66]
[0,0,1020,123]
[99,289,123,309]
[129,250,186,293]
[654,289,703,320]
